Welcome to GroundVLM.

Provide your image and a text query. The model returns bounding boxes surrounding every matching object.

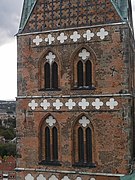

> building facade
[16,0,135,179]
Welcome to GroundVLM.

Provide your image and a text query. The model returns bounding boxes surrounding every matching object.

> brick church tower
[16,0,135,179]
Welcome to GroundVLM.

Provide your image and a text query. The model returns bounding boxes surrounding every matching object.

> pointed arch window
[73,116,96,167]
[74,48,95,89]
[39,52,59,90]
[39,115,60,165]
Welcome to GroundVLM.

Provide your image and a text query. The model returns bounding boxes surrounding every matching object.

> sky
[0,1,135,100]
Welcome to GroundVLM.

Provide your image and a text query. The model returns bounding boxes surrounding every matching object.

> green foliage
[0,127,15,140]
[0,143,16,157]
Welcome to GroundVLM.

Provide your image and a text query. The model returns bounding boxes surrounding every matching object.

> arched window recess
[73,115,96,168]
[73,48,96,90]
[39,51,60,91]
[39,115,61,166]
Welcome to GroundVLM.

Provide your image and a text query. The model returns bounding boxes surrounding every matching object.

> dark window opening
[86,127,92,162]
[73,120,95,168]
[44,63,50,89]
[77,59,93,89]
[77,61,83,87]
[44,58,58,90]
[52,127,58,161]
[78,127,84,162]
[39,120,60,166]
[85,60,92,87]
[45,127,50,161]
[52,62,58,89]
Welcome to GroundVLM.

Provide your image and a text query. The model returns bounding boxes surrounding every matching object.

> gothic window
[39,51,59,90]
[73,116,95,167]
[73,48,95,89]
[39,115,60,165]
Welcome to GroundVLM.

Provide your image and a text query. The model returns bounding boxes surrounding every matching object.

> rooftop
[19,0,129,32]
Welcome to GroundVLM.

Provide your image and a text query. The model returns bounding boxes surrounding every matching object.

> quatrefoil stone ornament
[78,99,89,110]
[28,100,38,110]
[97,28,108,40]
[25,174,34,180]
[49,175,58,180]
[76,177,82,180]
[61,176,70,180]
[92,98,103,110]
[37,174,46,180]
[70,31,81,42]
[106,98,118,109]
[33,35,43,46]
[53,99,63,110]
[79,49,90,60]
[79,116,90,127]
[40,99,50,110]
[46,52,56,65]
[46,116,56,127]
[83,30,94,41]
[65,99,76,110]
[57,32,67,43]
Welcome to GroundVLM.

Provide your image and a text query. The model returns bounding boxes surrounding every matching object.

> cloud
[0,0,23,45]
[0,0,135,46]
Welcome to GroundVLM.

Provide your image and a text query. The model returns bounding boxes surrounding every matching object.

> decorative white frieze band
[25,174,96,180]
[32,28,109,46]
[28,98,118,111]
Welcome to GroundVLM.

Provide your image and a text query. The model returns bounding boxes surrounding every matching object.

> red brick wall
[16,22,134,180]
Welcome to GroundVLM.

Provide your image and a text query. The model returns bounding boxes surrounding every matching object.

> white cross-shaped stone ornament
[45,34,55,45]
[46,116,56,126]
[40,99,50,110]
[106,98,118,109]
[25,174,34,180]
[33,35,43,46]
[28,100,38,110]
[65,99,76,110]
[46,52,56,65]
[70,31,81,42]
[49,175,58,180]
[76,177,82,180]
[92,98,103,110]
[79,49,90,60]
[62,176,70,180]
[37,174,46,180]
[97,28,108,40]
[79,116,90,127]
[57,32,68,43]
[78,98,89,110]
[83,30,94,41]
[53,99,63,110]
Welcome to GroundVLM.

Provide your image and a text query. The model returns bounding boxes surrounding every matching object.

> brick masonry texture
[16,0,135,179]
